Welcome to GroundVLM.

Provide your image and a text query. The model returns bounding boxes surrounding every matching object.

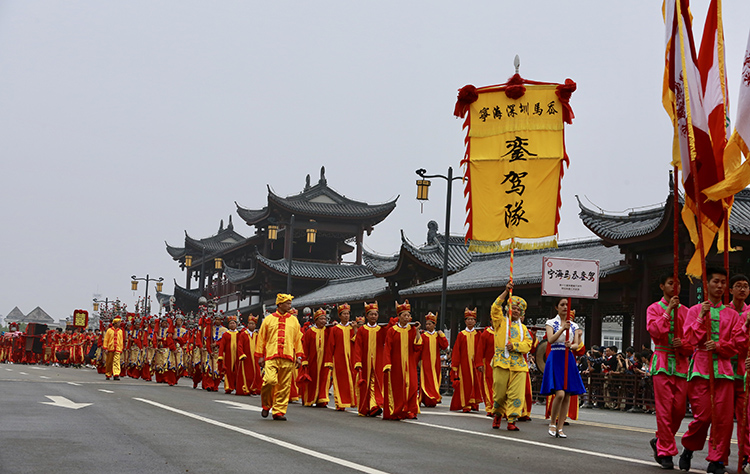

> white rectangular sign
[541,256,600,299]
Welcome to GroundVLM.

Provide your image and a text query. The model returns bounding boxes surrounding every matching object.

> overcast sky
[1,1,749,322]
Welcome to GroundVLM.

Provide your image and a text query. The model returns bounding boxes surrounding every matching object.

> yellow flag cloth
[464,85,567,252]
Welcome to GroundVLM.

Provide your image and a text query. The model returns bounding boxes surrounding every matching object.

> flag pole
[675,0,714,448]
[564,297,571,391]
[507,239,514,357]
[673,166,681,339]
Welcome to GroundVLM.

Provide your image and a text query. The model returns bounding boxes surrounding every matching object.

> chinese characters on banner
[541,257,600,299]
[454,76,575,253]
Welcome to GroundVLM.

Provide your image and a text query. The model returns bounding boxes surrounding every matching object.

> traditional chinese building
[164,169,750,351]
[165,167,398,314]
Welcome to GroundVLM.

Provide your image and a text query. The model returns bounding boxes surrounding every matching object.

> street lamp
[415,167,463,333]
[131,274,164,317]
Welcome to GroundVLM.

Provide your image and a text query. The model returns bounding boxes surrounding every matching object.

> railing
[439,366,655,413]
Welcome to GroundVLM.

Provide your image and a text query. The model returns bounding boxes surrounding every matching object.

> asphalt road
[0,364,740,474]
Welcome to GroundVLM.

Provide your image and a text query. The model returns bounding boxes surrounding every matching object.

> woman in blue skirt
[540,298,585,438]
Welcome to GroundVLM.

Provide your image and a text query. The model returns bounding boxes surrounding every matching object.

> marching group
[6,267,749,474]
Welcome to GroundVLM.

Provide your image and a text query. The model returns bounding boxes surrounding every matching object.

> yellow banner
[465,86,565,251]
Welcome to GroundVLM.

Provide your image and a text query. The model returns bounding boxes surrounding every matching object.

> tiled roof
[399,239,626,296]
[6,306,25,321]
[363,250,399,275]
[166,217,247,261]
[22,306,54,324]
[224,264,257,284]
[729,189,750,235]
[166,243,186,259]
[577,195,671,241]
[578,188,750,242]
[364,232,473,277]
[174,282,202,301]
[401,232,472,273]
[267,185,398,221]
[291,275,390,308]
[256,254,373,280]
[235,205,270,226]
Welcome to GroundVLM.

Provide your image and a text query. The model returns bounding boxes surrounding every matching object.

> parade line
[133,397,390,474]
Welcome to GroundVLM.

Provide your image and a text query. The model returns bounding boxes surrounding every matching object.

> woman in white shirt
[540,298,586,438]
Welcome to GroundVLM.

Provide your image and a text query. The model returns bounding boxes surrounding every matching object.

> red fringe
[555,79,577,124]
[454,84,478,118]
[504,73,526,99]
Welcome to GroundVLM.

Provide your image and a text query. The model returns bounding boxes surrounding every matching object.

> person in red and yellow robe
[299,308,332,407]
[383,300,422,420]
[450,308,483,412]
[203,313,227,392]
[218,315,242,394]
[476,318,496,417]
[353,302,387,417]
[172,314,189,380]
[256,294,304,421]
[154,318,177,385]
[237,314,262,395]
[328,303,357,411]
[419,312,449,407]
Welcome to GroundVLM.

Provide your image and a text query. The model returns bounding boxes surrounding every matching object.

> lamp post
[415,167,463,333]
[131,274,164,318]
[266,214,317,294]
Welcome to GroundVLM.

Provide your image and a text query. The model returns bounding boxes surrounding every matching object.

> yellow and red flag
[454,75,575,253]
[663,0,726,278]
[704,28,750,203]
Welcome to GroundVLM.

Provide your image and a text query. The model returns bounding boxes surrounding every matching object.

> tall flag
[454,74,575,252]
[662,0,726,278]
[704,28,750,202]
[697,0,733,253]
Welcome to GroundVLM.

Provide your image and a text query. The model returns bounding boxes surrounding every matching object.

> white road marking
[214,400,262,412]
[18,372,28,375]
[29,366,48,370]
[5,368,12,371]
[405,419,656,467]
[40,395,92,410]
[98,389,114,394]
[135,397,390,474]
[67,382,81,386]
[39,375,50,379]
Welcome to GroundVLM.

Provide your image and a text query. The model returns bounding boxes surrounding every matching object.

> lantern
[268,225,279,241]
[131,280,138,291]
[214,258,223,270]
[93,302,99,312]
[306,228,317,244]
[156,281,164,292]
[416,179,431,200]
[184,255,193,267]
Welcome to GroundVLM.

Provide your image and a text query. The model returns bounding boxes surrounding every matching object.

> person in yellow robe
[256,294,304,421]
[490,288,533,431]
[104,317,124,380]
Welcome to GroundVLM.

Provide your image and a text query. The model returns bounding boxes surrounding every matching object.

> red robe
[235,329,260,395]
[475,328,495,415]
[450,329,482,411]
[328,323,357,408]
[419,330,449,407]
[383,324,422,420]
[299,326,332,406]
[218,330,241,394]
[353,324,387,416]
[237,329,261,394]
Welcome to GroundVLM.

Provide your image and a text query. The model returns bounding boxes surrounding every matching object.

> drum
[535,340,548,374]
[55,350,70,361]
